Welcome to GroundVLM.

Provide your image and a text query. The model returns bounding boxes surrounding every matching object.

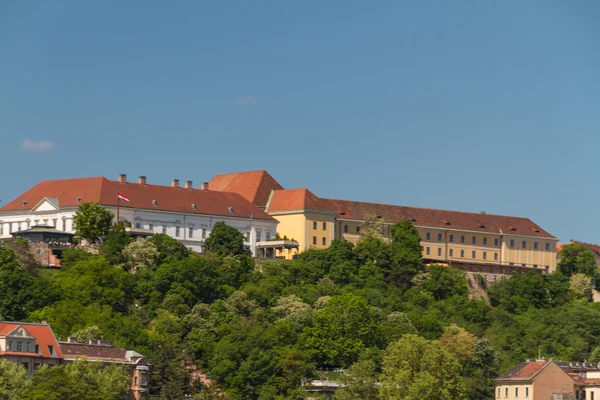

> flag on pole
[117,193,130,202]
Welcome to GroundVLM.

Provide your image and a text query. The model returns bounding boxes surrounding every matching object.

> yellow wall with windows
[307,213,335,250]
[494,384,532,399]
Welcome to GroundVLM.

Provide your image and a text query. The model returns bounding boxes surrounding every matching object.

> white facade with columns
[0,198,277,256]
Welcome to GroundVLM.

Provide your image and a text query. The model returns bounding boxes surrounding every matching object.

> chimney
[185,180,193,189]
[202,182,209,192]
[118,174,127,183]
[138,176,147,185]
[67,337,79,344]
[172,179,180,188]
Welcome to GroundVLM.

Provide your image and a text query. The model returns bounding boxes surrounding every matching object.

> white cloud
[233,96,257,105]
[21,139,54,153]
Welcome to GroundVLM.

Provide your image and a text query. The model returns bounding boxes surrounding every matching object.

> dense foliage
[0,218,599,399]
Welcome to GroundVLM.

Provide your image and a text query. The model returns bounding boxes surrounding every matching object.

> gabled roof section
[267,188,335,213]
[209,170,284,207]
[59,342,136,363]
[0,322,63,358]
[495,360,550,381]
[0,177,274,221]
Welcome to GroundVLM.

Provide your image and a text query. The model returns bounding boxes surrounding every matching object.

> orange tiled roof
[0,177,274,221]
[209,170,284,207]
[496,361,550,380]
[0,322,62,358]
[267,189,335,213]
[266,188,555,238]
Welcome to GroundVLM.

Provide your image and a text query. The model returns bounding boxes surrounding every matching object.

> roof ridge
[0,321,50,326]
[321,197,534,220]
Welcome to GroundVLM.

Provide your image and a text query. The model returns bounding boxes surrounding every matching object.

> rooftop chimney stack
[202,182,209,192]
[172,179,180,188]
[185,180,193,189]
[138,176,147,185]
[118,174,127,183]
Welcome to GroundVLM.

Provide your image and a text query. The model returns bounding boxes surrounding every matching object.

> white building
[0,174,278,256]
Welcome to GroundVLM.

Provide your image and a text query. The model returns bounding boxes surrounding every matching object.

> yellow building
[209,170,558,271]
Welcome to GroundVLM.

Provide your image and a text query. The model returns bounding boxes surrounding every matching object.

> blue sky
[1,1,599,243]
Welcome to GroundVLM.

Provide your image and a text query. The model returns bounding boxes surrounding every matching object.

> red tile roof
[59,342,130,362]
[209,170,284,207]
[0,322,62,358]
[267,189,336,213]
[496,361,550,380]
[0,177,274,221]
[267,188,555,238]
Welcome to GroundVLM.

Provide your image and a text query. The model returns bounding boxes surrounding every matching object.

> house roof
[267,188,335,213]
[266,188,555,238]
[209,170,284,207]
[496,361,550,380]
[0,177,274,221]
[0,322,62,358]
[59,342,135,363]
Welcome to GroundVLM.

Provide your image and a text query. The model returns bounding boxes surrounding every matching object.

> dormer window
[192,204,197,210]
[152,200,158,207]
[76,197,82,203]
[48,345,54,356]
[22,201,28,207]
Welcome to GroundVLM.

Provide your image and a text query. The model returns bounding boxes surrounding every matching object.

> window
[322,237,326,246]
[26,342,30,352]
[426,247,430,255]
[472,236,476,245]
[135,222,141,229]
[52,219,57,227]
[483,251,487,260]
[313,221,317,230]
[22,362,28,371]
[472,250,476,259]
[322,222,327,230]
[460,249,465,258]
[576,390,580,400]
[162,225,167,234]
[175,226,180,237]
[149,223,154,230]
[245,232,250,242]
[426,232,431,240]
[449,234,454,242]
[17,342,22,352]
[35,345,39,354]
[0,224,3,235]
[590,391,593,400]
[533,264,537,268]
[534,242,539,250]
[266,231,271,241]
[8,341,12,351]
[494,253,498,261]
[545,243,550,251]
[526,387,529,397]
[135,376,138,386]
[449,249,454,257]
[189,227,194,238]
[257,231,262,242]
[344,225,348,233]
[141,373,148,386]
[522,240,527,249]
[356,226,360,233]
[510,239,515,248]
[505,388,508,397]
[437,233,443,241]
[48,345,54,356]
[495,238,499,246]
[483,237,488,245]
[8,224,12,234]
[497,387,500,398]
[522,263,526,267]
[461,235,465,243]
[202,228,206,239]
[437,248,442,256]
[313,236,317,245]
[515,387,519,397]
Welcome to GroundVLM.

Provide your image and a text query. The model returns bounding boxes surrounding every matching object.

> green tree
[569,273,593,300]
[148,234,190,265]
[0,359,30,400]
[99,224,132,266]
[203,221,250,257]
[334,360,380,400]
[359,213,386,242]
[379,334,467,400]
[439,324,477,362]
[389,219,425,289]
[72,325,103,342]
[123,237,160,273]
[557,243,597,277]
[304,294,378,367]
[73,202,114,243]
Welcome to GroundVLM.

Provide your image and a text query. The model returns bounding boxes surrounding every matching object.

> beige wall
[494,383,532,399]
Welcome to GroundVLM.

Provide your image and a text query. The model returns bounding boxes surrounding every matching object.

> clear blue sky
[1,1,599,243]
